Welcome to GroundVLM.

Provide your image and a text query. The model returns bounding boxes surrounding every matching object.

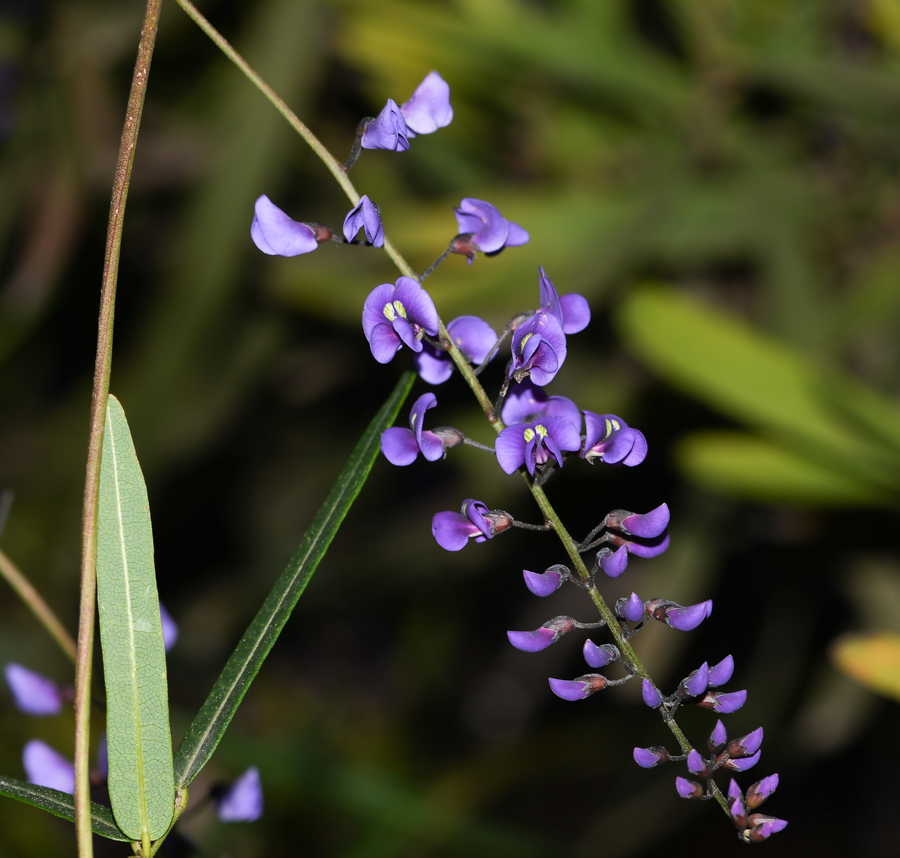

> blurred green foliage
[2,0,900,855]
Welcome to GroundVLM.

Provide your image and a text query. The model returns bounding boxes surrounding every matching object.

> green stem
[75,2,161,855]
[180,3,728,816]
[0,548,77,663]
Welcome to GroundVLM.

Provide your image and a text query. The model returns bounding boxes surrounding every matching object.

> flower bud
[616,592,644,623]
[522,565,567,597]
[633,746,668,768]
[507,616,575,653]
[5,664,64,716]
[309,223,334,242]
[697,689,747,714]
[620,503,670,538]
[708,654,734,687]
[745,773,779,809]
[686,749,708,777]
[740,815,788,843]
[664,600,713,631]
[430,426,466,450]
[583,640,618,668]
[641,678,662,708]
[597,545,628,578]
[675,776,703,799]
[679,662,709,698]
[723,750,761,772]
[708,720,728,752]
[728,727,763,758]
[548,674,607,701]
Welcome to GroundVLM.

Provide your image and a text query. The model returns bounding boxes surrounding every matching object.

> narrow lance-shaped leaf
[0,775,129,842]
[97,396,175,841]
[173,371,414,788]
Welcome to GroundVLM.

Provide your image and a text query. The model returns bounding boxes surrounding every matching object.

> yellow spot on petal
[523,428,535,442]
[535,424,548,438]
[383,302,396,321]
[393,300,408,319]
[611,419,621,432]
[604,418,612,439]
[518,332,533,353]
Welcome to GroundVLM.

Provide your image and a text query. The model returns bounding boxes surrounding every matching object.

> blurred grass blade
[0,776,128,842]
[677,431,890,506]
[832,632,900,702]
[173,371,415,788]
[97,396,175,841]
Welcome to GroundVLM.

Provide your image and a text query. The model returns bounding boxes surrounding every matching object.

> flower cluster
[250,70,783,845]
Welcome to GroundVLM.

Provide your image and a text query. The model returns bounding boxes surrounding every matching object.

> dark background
[1,0,899,855]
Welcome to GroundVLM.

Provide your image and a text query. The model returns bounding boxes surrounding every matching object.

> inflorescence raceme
[249,70,785,844]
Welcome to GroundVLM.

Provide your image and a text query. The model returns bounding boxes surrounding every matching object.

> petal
[458,198,508,253]
[626,533,670,558]
[633,747,661,768]
[559,293,591,334]
[23,740,75,794]
[251,196,318,257]
[414,344,454,385]
[641,678,662,708]
[538,266,563,324]
[446,316,498,364]
[598,545,629,578]
[5,664,63,716]
[418,431,445,462]
[381,428,420,466]
[394,276,439,335]
[399,71,453,135]
[392,317,420,352]
[725,750,761,772]
[362,283,399,339]
[432,511,476,551]
[361,196,384,247]
[160,604,179,652]
[505,221,529,246]
[621,503,670,538]
[361,99,409,151]
[666,600,712,631]
[708,654,735,687]
[496,424,529,474]
[543,397,582,434]
[507,627,558,652]
[621,431,648,467]
[523,568,565,597]
[217,766,264,822]
[408,392,437,437]
[368,323,402,363]
[501,381,548,424]
[541,415,582,453]
[548,677,591,701]
[583,640,615,668]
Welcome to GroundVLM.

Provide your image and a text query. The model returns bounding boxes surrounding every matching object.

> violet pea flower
[251,195,331,256]
[362,277,439,364]
[343,195,384,247]
[381,392,450,466]
[414,315,498,385]
[581,412,648,467]
[432,499,512,551]
[453,198,529,256]
[23,740,75,794]
[509,311,567,386]
[361,98,409,151]
[522,565,567,597]
[538,266,591,334]
[495,415,581,476]
[508,616,575,653]
[160,603,178,652]
[216,766,264,822]
[5,664,63,716]
[548,674,607,701]
[399,71,453,136]
[500,380,582,433]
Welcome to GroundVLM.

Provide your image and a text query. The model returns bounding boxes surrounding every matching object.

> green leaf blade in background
[97,396,175,841]
[173,370,415,789]
[832,632,900,703]
[0,776,128,841]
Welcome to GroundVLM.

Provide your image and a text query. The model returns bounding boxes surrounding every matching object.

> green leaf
[832,632,900,702]
[173,370,415,788]
[97,396,175,841]
[0,775,128,842]
[676,431,890,506]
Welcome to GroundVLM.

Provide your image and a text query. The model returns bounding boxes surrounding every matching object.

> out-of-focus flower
[538,267,590,334]
[160,604,178,652]
[399,71,453,136]
[362,277,439,364]
[415,316,498,385]
[251,195,330,256]
[451,198,529,257]
[361,99,409,151]
[343,195,384,247]
[23,740,74,794]
[5,664,63,716]
[216,766,263,822]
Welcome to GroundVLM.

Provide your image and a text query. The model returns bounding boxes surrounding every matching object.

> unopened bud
[308,223,333,242]
[597,545,628,578]
[633,746,669,768]
[708,720,728,752]
[522,565,568,597]
[723,750,761,772]
[679,662,709,698]
[616,592,644,623]
[745,773,779,809]
[687,749,709,777]
[583,640,618,668]
[708,654,734,687]
[728,727,763,758]
[548,674,607,701]
[507,616,575,653]
[696,689,747,714]
[620,503,670,538]
[642,678,662,708]
[675,776,703,799]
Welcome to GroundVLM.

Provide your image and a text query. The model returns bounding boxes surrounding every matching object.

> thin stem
[0,548,77,663]
[0,489,13,539]
[75,2,161,855]
[510,520,552,532]
[461,437,496,454]
[419,245,453,282]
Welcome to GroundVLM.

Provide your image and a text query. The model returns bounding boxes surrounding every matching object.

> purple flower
[508,616,575,653]
[251,195,329,256]
[522,566,567,597]
[724,750,761,772]
[742,816,788,843]
[633,746,668,768]
[675,777,703,799]
[616,592,644,623]
[697,689,747,714]
[583,640,618,668]
[728,779,744,805]
[361,98,409,151]
[509,312,567,386]
[596,545,629,578]
[160,604,178,652]
[686,749,706,776]
[646,599,712,631]
[746,774,779,809]
[432,499,511,551]
[381,393,449,466]
[500,380,581,432]
[619,504,670,538]
[709,720,728,750]
[581,413,648,467]
[642,678,662,708]
[548,674,606,701]
[5,664,63,716]
[399,71,453,137]
[708,654,734,687]
[729,727,764,758]
[452,198,529,256]
[415,316,498,385]
[23,740,74,794]
[538,267,591,334]
[216,766,264,822]
[362,277,439,364]
[343,195,384,247]
[495,415,581,476]
[680,662,709,697]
